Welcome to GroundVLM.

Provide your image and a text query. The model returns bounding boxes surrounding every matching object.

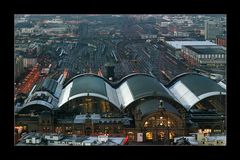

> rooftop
[70,75,107,98]
[183,45,226,55]
[165,41,216,49]
[168,73,226,110]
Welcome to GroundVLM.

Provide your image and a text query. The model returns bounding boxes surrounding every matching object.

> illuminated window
[198,129,211,134]
[214,129,221,133]
[144,115,177,128]
[169,132,175,140]
[15,126,23,134]
[128,132,135,140]
[144,121,149,127]
[146,132,153,140]
[167,121,171,127]
[158,131,164,140]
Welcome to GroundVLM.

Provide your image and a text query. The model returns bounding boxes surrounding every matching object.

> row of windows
[55,126,122,132]
[183,50,225,59]
[144,115,177,128]
[198,54,225,59]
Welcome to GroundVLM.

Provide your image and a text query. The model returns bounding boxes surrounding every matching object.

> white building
[164,40,216,59]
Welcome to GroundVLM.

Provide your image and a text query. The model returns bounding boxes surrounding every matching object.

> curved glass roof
[125,74,173,100]
[58,73,177,110]
[70,75,107,98]
[168,73,226,110]
[58,74,112,108]
[57,73,225,113]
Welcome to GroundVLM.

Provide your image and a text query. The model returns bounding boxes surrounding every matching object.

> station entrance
[142,112,184,143]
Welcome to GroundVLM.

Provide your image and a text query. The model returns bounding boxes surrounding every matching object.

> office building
[205,21,219,41]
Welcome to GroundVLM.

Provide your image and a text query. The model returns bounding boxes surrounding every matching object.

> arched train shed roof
[58,73,179,110]
[57,73,225,112]
[167,72,226,111]
[116,74,177,108]
[58,74,117,109]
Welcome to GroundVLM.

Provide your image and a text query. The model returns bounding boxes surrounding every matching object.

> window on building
[158,131,164,140]
[169,132,175,140]
[146,132,153,140]
[128,132,135,140]
[143,115,177,128]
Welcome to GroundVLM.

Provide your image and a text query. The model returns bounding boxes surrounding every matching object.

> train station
[15,72,226,144]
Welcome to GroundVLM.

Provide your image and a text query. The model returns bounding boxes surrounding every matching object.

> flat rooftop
[183,45,226,55]
[165,41,216,49]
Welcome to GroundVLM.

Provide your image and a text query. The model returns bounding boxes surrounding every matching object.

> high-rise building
[205,21,219,41]
[14,55,24,81]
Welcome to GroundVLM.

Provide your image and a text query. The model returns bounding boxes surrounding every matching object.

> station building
[181,45,226,67]
[164,40,216,59]
[15,73,226,143]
